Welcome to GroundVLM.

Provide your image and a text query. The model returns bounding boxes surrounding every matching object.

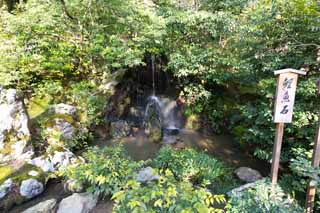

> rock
[28,170,39,177]
[110,120,131,138]
[227,182,257,197]
[50,118,75,140]
[57,193,98,213]
[0,88,32,163]
[22,198,57,213]
[64,179,84,193]
[234,167,262,183]
[136,167,160,182]
[29,149,80,172]
[144,115,162,142]
[99,81,119,92]
[50,151,74,167]
[185,114,201,130]
[162,127,180,136]
[131,127,140,136]
[20,178,44,199]
[144,97,162,142]
[162,135,177,144]
[29,156,55,172]
[0,179,13,199]
[53,104,77,117]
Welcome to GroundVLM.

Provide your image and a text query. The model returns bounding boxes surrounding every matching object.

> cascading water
[143,55,182,143]
[144,96,180,128]
[151,55,156,96]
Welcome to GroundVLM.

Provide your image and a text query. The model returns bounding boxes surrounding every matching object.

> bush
[226,179,303,213]
[66,81,109,126]
[63,145,144,196]
[152,147,233,190]
[112,169,226,213]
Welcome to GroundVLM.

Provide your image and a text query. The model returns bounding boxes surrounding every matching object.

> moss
[185,114,201,130]
[0,130,18,155]
[12,165,44,184]
[79,111,87,123]
[0,165,13,184]
[43,114,75,128]
[27,95,51,119]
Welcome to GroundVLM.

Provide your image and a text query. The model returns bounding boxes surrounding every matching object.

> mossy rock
[149,129,162,143]
[0,163,46,211]
[1,163,45,185]
[185,114,201,130]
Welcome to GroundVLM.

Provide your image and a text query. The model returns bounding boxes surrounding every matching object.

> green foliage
[1,0,320,210]
[0,0,153,92]
[159,0,320,170]
[112,169,226,213]
[152,147,231,189]
[226,179,303,213]
[66,81,108,126]
[63,145,144,196]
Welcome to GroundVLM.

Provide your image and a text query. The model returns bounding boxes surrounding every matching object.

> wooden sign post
[271,68,306,186]
[305,80,320,213]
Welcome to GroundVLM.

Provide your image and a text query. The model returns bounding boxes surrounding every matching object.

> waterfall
[143,55,181,143]
[144,96,162,125]
[151,55,156,95]
[144,96,181,130]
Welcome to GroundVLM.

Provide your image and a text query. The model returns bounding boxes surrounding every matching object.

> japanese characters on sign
[273,71,300,123]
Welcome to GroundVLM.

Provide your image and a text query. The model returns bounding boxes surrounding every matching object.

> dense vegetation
[0,0,319,211]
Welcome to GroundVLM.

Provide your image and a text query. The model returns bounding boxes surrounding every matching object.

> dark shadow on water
[93,130,162,161]
[178,129,270,176]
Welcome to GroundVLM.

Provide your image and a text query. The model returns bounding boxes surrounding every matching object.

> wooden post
[305,80,320,213]
[271,69,306,186]
[271,123,284,185]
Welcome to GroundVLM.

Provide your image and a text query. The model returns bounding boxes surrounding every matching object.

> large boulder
[145,121,162,142]
[52,104,77,118]
[19,178,44,199]
[46,118,75,142]
[50,150,74,167]
[28,156,55,173]
[110,120,131,138]
[57,193,98,213]
[143,98,162,142]
[40,103,87,150]
[234,167,262,183]
[144,114,162,143]
[22,198,57,213]
[0,88,33,163]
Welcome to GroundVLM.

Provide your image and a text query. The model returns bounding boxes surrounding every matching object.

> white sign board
[273,69,305,123]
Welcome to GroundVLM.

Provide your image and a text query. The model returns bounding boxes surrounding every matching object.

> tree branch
[59,0,75,20]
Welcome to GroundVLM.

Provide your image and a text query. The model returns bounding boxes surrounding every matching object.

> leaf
[154,199,163,208]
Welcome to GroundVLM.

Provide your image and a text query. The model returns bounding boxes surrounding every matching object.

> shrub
[112,169,226,213]
[68,81,109,126]
[152,147,232,189]
[63,145,144,196]
[226,179,303,213]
